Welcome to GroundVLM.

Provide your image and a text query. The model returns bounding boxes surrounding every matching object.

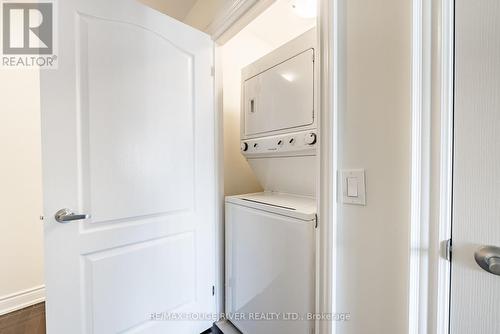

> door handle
[474,245,500,276]
[54,208,90,223]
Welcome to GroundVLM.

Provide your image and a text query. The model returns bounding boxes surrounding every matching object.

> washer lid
[225,192,316,221]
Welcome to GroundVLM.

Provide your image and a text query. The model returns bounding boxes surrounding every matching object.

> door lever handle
[474,245,500,276]
[54,208,90,223]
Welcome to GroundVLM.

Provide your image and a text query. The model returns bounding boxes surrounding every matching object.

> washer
[225,192,316,334]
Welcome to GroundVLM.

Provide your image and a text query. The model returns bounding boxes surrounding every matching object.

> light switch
[341,169,366,205]
[347,177,358,197]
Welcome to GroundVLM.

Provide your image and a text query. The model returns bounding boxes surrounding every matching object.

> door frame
[208,0,340,333]
[409,0,454,333]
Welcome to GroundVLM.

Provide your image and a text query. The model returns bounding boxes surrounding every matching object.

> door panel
[41,1,215,333]
[451,0,500,333]
[81,14,195,222]
[86,233,196,334]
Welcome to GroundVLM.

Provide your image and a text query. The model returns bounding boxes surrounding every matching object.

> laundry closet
[219,1,319,333]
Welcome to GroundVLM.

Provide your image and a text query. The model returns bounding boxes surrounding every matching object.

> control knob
[305,132,317,145]
[240,142,248,152]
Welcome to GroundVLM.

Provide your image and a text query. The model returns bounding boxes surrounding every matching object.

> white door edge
[213,44,225,316]
[409,0,454,333]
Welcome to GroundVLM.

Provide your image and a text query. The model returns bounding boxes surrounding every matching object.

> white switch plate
[341,169,366,205]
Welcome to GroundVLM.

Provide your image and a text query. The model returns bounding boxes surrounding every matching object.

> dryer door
[225,202,315,334]
[243,49,315,137]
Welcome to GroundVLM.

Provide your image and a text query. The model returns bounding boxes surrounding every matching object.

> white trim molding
[409,0,454,333]
[207,0,258,39]
[0,286,45,316]
[317,0,342,333]
[409,0,432,332]
[208,0,276,43]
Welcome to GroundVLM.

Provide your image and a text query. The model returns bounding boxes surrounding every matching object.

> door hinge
[212,285,215,296]
[445,238,452,262]
[211,66,215,77]
[314,214,318,228]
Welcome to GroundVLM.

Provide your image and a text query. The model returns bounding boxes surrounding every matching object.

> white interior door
[451,0,500,333]
[40,0,216,333]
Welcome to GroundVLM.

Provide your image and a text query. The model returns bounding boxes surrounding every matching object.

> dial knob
[305,132,317,145]
[240,142,248,152]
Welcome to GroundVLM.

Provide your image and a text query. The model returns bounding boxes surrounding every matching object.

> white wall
[335,0,412,333]
[0,70,44,314]
[221,0,315,196]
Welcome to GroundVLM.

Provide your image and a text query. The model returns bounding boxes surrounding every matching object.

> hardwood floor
[0,304,225,334]
[0,303,45,334]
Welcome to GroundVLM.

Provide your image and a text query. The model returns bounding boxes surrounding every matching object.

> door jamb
[317,0,341,333]
[409,0,454,333]
[209,0,340,333]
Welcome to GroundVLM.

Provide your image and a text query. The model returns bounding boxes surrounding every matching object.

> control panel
[240,130,318,158]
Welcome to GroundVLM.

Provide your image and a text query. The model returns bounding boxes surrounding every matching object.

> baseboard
[0,285,45,316]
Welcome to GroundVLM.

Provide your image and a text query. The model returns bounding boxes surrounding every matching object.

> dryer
[225,28,318,334]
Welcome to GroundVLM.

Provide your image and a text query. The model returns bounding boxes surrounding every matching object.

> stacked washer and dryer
[225,29,318,334]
